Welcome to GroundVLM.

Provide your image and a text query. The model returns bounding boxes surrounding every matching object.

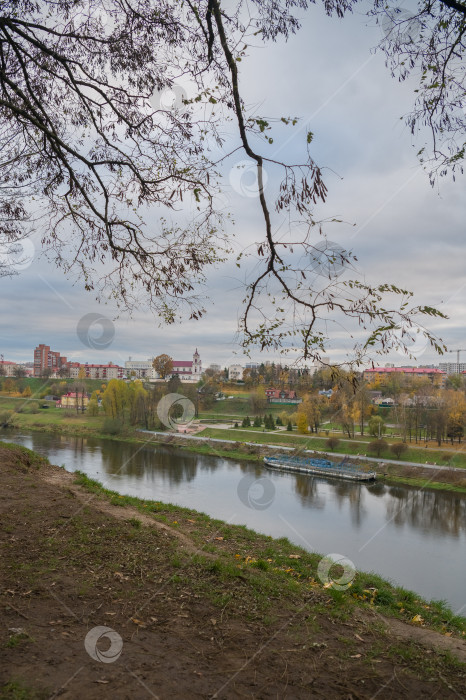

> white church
[125,349,202,382]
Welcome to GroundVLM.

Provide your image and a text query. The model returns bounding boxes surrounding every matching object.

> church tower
[193,348,201,377]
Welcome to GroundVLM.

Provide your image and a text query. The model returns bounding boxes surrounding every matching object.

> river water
[2,428,465,613]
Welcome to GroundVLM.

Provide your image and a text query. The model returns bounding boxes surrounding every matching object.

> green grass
[0,681,48,700]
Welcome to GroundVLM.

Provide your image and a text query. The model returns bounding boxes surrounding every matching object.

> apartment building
[69,363,124,380]
[363,366,447,386]
[33,344,68,376]
[228,364,244,381]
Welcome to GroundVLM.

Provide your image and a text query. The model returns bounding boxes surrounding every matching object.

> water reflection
[386,487,466,537]
[3,429,466,543]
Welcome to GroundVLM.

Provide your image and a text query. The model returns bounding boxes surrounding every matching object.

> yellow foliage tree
[152,354,174,379]
[296,413,308,434]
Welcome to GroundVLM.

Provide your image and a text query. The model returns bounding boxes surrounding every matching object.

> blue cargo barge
[263,455,376,482]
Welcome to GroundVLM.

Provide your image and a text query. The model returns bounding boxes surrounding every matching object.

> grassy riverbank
[1,442,465,698]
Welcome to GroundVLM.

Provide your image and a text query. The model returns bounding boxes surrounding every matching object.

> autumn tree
[102,379,129,421]
[249,387,267,414]
[296,413,309,435]
[153,355,174,380]
[368,416,386,438]
[446,390,466,443]
[4,378,15,394]
[87,399,99,417]
[127,380,149,426]
[298,395,322,434]
[355,383,372,436]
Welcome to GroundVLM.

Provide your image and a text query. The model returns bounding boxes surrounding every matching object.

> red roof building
[265,388,301,404]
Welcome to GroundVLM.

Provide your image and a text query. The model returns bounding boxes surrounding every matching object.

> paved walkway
[138,430,465,473]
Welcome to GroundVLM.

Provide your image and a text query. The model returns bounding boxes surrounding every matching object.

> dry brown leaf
[131,618,146,627]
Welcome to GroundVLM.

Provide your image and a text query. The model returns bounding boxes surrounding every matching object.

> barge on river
[263,455,376,482]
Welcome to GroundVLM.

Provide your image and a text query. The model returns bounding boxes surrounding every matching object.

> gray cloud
[1,8,464,368]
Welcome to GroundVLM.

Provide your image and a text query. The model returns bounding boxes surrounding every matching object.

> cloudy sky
[1,3,465,369]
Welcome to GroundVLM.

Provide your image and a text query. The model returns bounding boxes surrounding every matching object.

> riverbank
[2,413,466,494]
[1,442,465,698]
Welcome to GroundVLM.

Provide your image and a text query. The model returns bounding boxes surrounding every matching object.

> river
[2,428,465,614]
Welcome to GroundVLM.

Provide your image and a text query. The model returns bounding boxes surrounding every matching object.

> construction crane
[448,349,466,371]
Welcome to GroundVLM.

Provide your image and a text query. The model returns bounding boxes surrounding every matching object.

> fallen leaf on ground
[131,618,146,627]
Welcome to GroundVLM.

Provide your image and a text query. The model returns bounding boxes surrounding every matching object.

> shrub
[275,415,283,426]
[0,410,13,425]
[102,418,123,435]
[390,442,408,459]
[286,420,292,431]
[326,437,340,452]
[241,416,251,428]
[368,439,389,458]
[253,415,262,428]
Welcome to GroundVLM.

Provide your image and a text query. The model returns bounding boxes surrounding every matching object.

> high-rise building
[33,344,68,376]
